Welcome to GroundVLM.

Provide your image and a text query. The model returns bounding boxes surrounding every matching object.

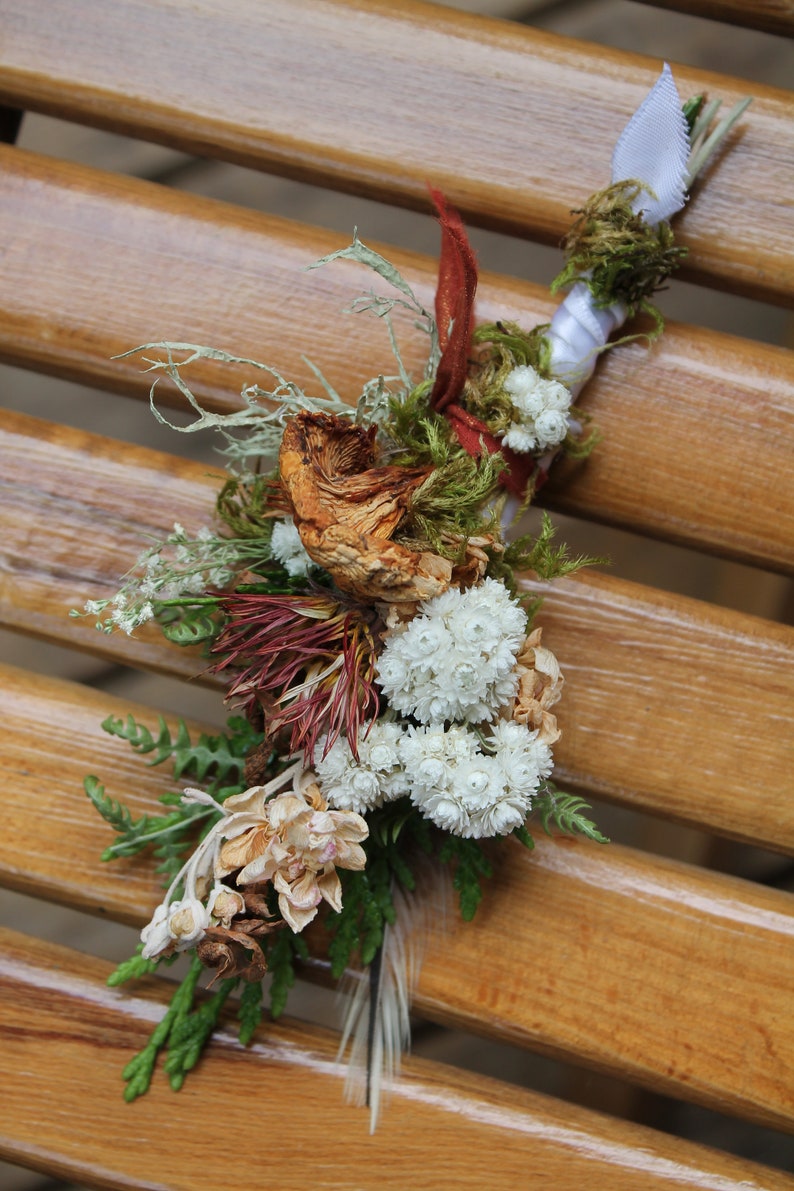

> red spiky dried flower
[212,591,379,762]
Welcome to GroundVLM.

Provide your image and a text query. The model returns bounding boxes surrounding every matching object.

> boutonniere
[75,65,749,1127]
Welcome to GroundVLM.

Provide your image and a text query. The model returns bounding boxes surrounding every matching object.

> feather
[336,873,445,1132]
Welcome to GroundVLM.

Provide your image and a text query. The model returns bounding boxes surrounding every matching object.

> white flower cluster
[317,718,552,839]
[315,721,410,815]
[375,578,527,724]
[401,720,552,838]
[270,517,315,577]
[502,365,572,453]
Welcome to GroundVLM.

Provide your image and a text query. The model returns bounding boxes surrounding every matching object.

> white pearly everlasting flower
[315,720,411,814]
[502,364,572,453]
[398,719,553,839]
[270,517,316,577]
[376,578,527,725]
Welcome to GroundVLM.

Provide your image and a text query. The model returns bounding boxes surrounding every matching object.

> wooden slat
[1,413,792,852]
[633,0,794,37]
[1,151,793,573]
[4,667,794,1134]
[0,1,792,303]
[3,931,791,1191]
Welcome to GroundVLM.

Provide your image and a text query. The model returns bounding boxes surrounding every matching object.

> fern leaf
[84,775,134,834]
[534,786,609,844]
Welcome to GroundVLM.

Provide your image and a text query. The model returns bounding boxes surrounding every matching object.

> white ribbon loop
[611,62,689,226]
[545,64,690,391]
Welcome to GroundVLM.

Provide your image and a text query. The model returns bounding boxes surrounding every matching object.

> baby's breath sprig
[71,522,297,639]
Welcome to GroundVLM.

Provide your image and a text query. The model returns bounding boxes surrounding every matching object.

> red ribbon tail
[428,188,478,414]
[444,404,536,499]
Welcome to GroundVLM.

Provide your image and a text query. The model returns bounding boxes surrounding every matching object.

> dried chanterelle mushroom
[278,412,453,604]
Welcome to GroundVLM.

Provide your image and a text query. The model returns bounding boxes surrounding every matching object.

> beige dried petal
[218,824,273,875]
[511,627,564,745]
[316,867,343,913]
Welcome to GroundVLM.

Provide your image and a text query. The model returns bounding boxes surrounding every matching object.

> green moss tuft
[551,180,687,321]
[216,474,278,541]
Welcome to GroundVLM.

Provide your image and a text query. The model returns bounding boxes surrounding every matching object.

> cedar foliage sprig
[267,928,310,1019]
[119,956,238,1101]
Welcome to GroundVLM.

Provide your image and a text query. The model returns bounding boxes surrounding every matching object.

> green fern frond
[438,835,494,921]
[533,784,609,844]
[101,713,259,785]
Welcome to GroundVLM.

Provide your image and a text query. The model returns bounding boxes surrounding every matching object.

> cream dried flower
[218,778,368,933]
[398,719,552,839]
[315,720,410,814]
[511,627,564,744]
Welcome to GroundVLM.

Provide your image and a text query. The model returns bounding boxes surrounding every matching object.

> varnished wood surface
[3,666,794,1133]
[1,149,793,572]
[633,0,794,37]
[1,412,792,851]
[0,2,792,303]
[2,929,791,1191]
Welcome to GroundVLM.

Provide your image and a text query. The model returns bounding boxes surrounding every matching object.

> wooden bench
[1,1,793,1187]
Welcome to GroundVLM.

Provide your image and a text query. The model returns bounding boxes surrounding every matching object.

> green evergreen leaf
[238,979,264,1046]
[107,950,159,987]
[267,929,308,1019]
[513,824,535,850]
[84,774,135,834]
[121,957,203,1101]
[164,978,237,1090]
[160,604,220,645]
[101,711,259,787]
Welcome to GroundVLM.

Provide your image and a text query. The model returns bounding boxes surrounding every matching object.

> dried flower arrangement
[76,66,749,1127]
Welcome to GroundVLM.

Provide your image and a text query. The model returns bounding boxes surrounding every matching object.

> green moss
[551,180,688,322]
[216,474,278,541]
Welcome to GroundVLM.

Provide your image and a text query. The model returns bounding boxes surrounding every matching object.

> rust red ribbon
[428,188,479,415]
[444,403,539,498]
[428,189,541,499]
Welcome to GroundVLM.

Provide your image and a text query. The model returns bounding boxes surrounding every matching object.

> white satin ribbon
[545,64,689,394]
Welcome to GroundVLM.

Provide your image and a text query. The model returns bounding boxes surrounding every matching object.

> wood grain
[0,1,791,303]
[1,413,792,851]
[1,149,793,572]
[2,929,791,1191]
[633,0,794,37]
[3,667,794,1132]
